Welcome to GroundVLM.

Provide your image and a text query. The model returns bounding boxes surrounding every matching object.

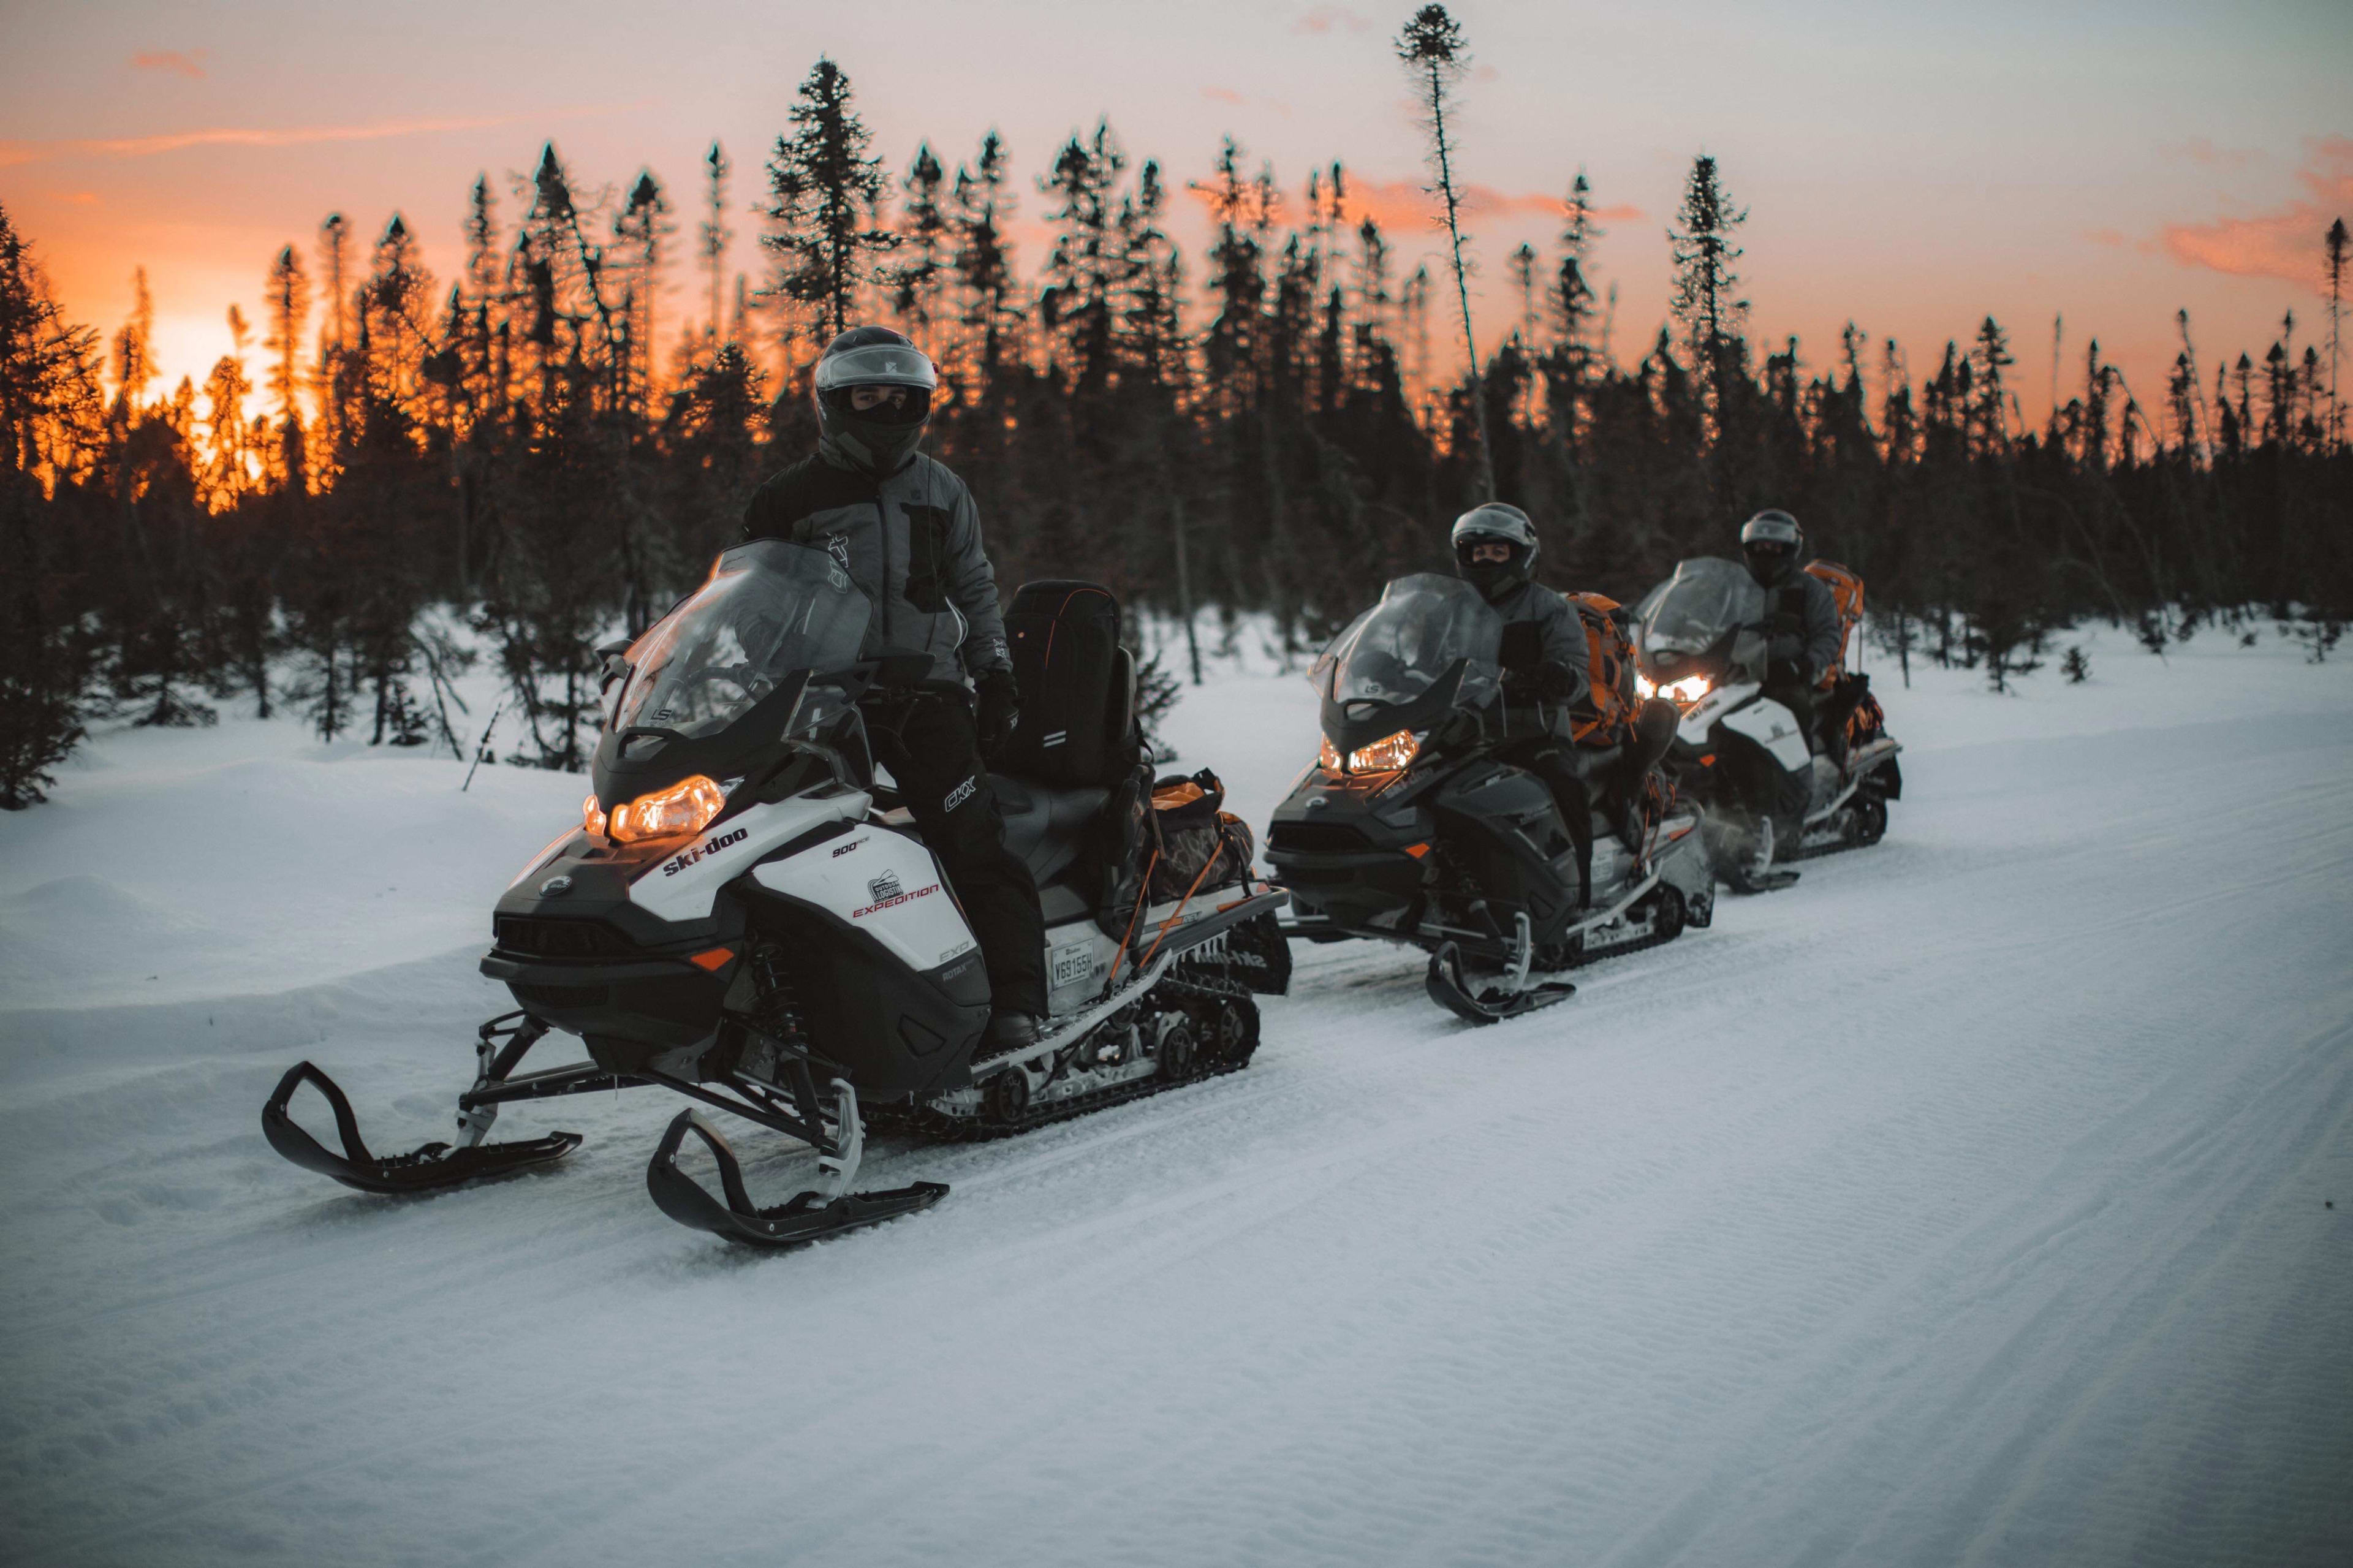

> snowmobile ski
[262,1059,588,1195]
[1424,941,1576,1025]
[646,1108,946,1249]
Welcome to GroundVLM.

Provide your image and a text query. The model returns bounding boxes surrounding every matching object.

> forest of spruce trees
[4,42,2349,808]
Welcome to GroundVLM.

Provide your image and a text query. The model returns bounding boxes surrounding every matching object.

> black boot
[983,1010,1040,1056]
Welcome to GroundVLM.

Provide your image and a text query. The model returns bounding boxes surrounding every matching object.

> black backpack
[997,580,1137,788]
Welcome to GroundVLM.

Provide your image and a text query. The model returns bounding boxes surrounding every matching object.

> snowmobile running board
[1801,741,1902,833]
[645,1107,947,1249]
[969,888,1287,1077]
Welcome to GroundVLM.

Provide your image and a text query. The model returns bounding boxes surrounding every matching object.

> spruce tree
[760,58,889,346]
[1667,154,1749,441]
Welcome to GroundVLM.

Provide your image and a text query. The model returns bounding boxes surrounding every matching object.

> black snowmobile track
[889,979,1262,1142]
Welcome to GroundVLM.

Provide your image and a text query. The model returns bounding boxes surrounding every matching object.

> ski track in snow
[3,626,2351,1566]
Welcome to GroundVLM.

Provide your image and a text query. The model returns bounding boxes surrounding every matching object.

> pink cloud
[132,49,208,78]
[0,105,634,169]
[2159,136,2352,294]
[1202,86,1246,106]
[1191,175,1631,236]
[2083,226,2126,248]
[1293,6,1371,34]
[2160,137,2262,170]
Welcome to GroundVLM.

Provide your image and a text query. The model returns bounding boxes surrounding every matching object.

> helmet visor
[814,341,938,393]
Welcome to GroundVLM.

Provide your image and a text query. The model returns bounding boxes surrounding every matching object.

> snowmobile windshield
[1639,558,1767,661]
[613,541,871,743]
[1314,573,1503,718]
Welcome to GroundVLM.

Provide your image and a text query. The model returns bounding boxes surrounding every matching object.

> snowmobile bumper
[646,1110,947,1249]
[262,1059,590,1194]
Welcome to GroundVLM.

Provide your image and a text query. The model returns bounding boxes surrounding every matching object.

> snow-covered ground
[3,624,2350,1567]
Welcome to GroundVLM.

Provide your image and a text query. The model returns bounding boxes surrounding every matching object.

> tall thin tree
[1396,3,1491,499]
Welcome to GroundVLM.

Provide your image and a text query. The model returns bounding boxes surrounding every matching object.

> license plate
[1050,941,1094,989]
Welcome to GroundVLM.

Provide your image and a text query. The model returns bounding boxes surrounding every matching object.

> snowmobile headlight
[1320,729,1419,775]
[582,794,608,838]
[607,774,729,843]
[1659,674,1712,706]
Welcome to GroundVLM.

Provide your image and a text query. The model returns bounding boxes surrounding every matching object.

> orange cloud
[0,111,544,169]
[1202,86,1246,105]
[132,49,208,78]
[1293,6,1371,34]
[2159,136,2352,294]
[1312,178,1640,234]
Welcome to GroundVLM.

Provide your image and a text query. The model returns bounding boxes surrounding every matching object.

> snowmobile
[1264,574,1714,1025]
[262,542,1286,1248]
[1631,557,1903,893]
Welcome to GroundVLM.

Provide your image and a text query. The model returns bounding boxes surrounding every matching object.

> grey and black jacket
[1488,579,1592,712]
[741,451,1010,685]
[1760,564,1842,685]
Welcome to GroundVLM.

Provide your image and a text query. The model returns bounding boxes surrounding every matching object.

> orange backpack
[1803,561,1865,687]
[1566,591,1639,743]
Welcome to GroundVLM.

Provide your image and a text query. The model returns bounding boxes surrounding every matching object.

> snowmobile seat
[991,775,1111,890]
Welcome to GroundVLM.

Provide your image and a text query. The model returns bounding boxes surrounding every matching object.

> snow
[4,624,2352,1567]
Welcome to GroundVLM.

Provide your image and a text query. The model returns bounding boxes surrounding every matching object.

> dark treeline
[5,53,2349,807]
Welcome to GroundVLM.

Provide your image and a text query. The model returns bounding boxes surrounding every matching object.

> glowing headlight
[604,774,729,843]
[582,793,608,838]
[1319,729,1420,775]
[1658,675,1713,705]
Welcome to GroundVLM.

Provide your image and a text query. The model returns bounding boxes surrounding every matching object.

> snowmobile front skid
[261,1013,617,1194]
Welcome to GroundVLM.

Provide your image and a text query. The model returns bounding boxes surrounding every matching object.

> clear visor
[814,342,938,393]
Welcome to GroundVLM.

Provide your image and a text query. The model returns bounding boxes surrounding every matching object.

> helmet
[1450,502,1539,602]
[1739,508,1804,585]
[813,326,938,475]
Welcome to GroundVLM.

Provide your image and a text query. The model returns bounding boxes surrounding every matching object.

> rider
[742,325,1046,1052]
[1738,509,1844,763]
[1452,503,1665,891]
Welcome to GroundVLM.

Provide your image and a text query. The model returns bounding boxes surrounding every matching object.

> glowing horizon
[5,0,2345,434]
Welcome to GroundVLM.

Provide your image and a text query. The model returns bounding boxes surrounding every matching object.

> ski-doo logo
[659,826,748,877]
[851,871,939,920]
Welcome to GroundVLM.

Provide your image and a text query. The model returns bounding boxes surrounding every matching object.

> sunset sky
[4,0,2346,424]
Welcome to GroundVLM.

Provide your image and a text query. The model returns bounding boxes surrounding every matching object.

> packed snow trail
[1,631,2349,1567]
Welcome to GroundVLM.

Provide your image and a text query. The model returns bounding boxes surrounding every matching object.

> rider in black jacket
[742,327,1046,1051]
[1739,509,1843,760]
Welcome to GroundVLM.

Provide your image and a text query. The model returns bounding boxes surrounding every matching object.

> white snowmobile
[1632,558,1903,892]
[262,542,1286,1248]
[1264,574,1715,1025]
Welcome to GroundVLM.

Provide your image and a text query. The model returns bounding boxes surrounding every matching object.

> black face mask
[1745,545,1794,587]
[818,387,933,476]
[1457,545,1526,603]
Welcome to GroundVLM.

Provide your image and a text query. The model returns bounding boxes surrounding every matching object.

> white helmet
[1452,502,1539,602]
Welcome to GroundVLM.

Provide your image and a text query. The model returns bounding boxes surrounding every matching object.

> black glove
[975,667,1020,756]
[1767,657,1806,690]
[1503,660,1578,702]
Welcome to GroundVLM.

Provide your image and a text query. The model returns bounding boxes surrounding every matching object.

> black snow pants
[863,691,1048,1017]
[1502,739,1599,908]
